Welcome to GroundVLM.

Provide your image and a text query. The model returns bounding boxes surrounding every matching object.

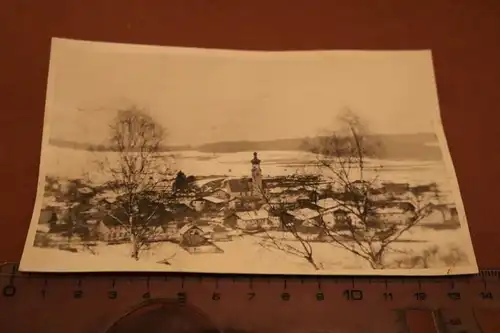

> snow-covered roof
[235,210,269,220]
[78,187,93,194]
[287,208,320,221]
[270,196,298,204]
[178,223,202,235]
[203,196,226,204]
[376,207,405,214]
[304,186,317,191]
[37,224,50,233]
[203,224,229,233]
[43,200,66,208]
[314,198,337,210]
[178,198,193,205]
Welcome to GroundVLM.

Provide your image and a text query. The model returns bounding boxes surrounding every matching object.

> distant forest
[49,133,443,161]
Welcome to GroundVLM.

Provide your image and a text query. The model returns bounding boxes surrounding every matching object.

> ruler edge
[1,261,499,281]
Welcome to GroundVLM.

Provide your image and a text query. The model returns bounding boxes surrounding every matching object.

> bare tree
[307,109,435,268]
[96,106,175,260]
[260,109,436,269]
[256,174,324,270]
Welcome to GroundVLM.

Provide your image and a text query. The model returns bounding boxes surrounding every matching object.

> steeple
[251,152,261,166]
[251,152,263,195]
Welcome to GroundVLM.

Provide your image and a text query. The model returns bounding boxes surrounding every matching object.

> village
[35,152,461,256]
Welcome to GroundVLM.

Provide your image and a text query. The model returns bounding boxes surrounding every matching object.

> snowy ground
[21,226,474,275]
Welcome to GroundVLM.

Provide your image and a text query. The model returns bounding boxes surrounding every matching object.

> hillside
[49,132,443,161]
[49,139,192,152]
[195,133,442,161]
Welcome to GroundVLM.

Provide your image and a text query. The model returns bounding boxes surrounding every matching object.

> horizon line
[49,131,437,148]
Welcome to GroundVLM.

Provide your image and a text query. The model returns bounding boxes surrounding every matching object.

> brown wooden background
[0,0,499,267]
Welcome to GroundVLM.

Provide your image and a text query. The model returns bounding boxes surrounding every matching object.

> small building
[419,203,459,226]
[267,216,281,229]
[297,195,314,208]
[210,188,231,201]
[224,178,252,197]
[178,224,208,247]
[202,196,227,211]
[96,220,130,243]
[224,209,269,231]
[382,182,410,196]
[232,196,264,211]
[368,188,389,202]
[286,208,322,232]
[95,212,166,244]
[167,203,198,221]
[312,198,338,212]
[330,208,353,229]
[349,180,371,192]
[38,208,58,233]
[190,198,206,212]
[269,187,286,195]
[374,201,416,225]
[411,183,438,195]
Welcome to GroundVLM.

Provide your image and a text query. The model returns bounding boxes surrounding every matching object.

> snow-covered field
[21,227,472,274]
[41,145,454,192]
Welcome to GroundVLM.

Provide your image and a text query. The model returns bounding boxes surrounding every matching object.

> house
[419,203,459,226]
[178,224,209,247]
[329,208,353,229]
[224,178,253,197]
[411,183,438,194]
[297,195,314,208]
[368,188,389,201]
[38,208,58,233]
[202,196,227,211]
[267,216,281,229]
[167,203,198,221]
[224,209,269,231]
[286,208,322,232]
[311,198,338,212]
[96,219,130,243]
[349,180,371,192]
[374,201,416,225]
[232,196,264,211]
[210,188,231,201]
[190,198,206,212]
[382,182,410,196]
[95,207,167,243]
[308,188,328,202]
[269,187,286,195]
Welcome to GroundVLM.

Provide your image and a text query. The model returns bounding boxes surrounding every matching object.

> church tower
[251,152,263,195]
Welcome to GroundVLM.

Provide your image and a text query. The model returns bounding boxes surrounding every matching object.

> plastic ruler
[1,262,500,333]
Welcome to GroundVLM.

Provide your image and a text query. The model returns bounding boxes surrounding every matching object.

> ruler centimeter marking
[1,263,500,305]
[1,266,500,332]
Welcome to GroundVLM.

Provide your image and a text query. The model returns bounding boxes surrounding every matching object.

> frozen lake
[41,145,455,194]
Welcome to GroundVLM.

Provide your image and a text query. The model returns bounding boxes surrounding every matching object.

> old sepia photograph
[19,38,478,275]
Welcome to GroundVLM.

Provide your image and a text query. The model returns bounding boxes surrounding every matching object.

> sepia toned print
[19,38,478,275]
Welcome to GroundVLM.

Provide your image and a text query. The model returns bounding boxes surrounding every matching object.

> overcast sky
[46,38,441,146]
